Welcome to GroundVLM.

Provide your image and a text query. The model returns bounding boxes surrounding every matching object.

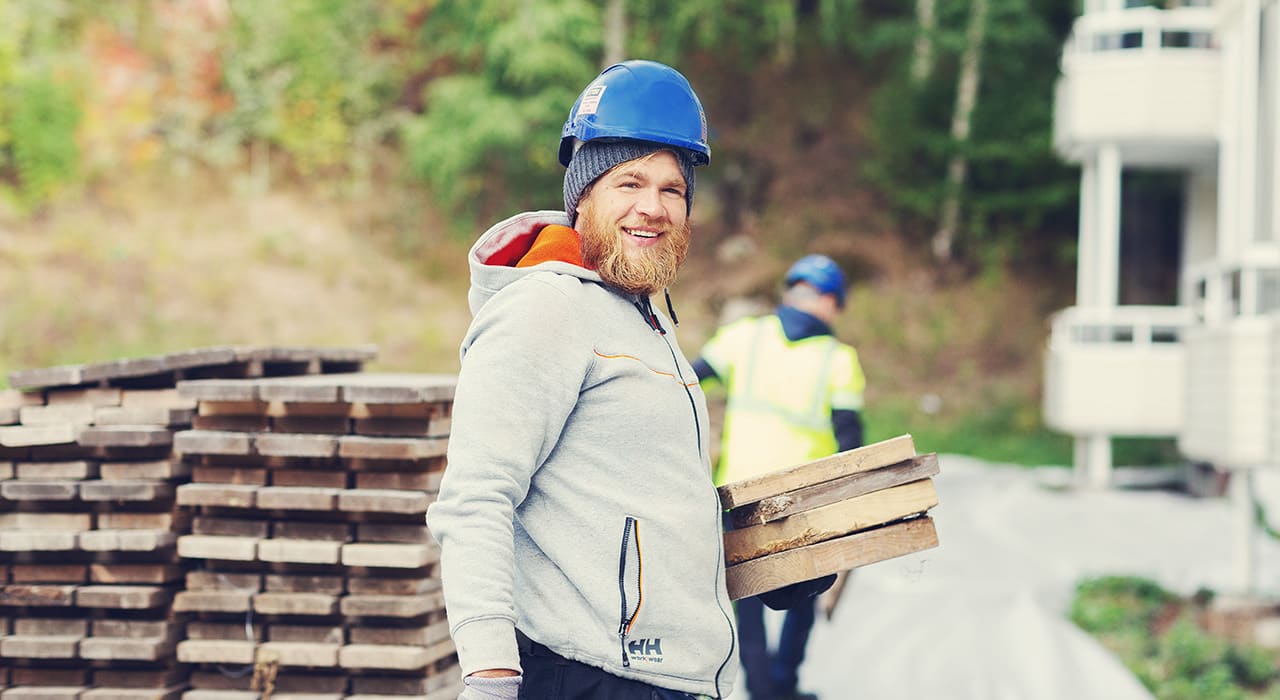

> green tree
[864,0,1079,266]
[404,0,601,230]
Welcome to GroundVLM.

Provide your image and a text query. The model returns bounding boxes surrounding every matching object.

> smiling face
[576,150,691,296]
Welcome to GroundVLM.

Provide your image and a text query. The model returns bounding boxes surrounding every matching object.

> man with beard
[426,61,738,700]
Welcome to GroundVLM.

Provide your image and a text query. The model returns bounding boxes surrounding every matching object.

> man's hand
[459,671,521,700]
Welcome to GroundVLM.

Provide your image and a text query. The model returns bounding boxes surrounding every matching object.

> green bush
[1071,577,1280,699]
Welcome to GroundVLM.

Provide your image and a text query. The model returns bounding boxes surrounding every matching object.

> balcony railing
[1054,5,1221,158]
[1044,305,1196,436]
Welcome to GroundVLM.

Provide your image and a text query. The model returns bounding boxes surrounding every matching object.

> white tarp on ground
[725,456,1280,700]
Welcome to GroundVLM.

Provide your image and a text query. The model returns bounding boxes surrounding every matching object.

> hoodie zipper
[617,516,642,667]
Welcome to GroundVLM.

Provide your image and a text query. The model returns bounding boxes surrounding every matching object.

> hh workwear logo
[627,638,664,663]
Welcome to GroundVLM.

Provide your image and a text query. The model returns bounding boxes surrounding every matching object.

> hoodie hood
[467,210,604,317]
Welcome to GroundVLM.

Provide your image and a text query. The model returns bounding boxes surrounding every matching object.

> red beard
[577,202,691,297]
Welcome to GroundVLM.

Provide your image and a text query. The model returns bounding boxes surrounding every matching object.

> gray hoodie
[426,211,739,697]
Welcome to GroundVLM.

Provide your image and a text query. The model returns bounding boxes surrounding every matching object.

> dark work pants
[736,593,817,699]
[516,631,698,700]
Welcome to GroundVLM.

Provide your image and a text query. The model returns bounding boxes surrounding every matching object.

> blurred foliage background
[0,0,1178,467]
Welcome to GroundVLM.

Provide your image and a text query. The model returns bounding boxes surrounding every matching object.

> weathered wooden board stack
[0,346,376,700]
[170,373,461,700]
[718,435,941,600]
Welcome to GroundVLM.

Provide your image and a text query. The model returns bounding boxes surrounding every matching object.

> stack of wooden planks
[0,346,376,700]
[718,435,941,601]
[170,373,461,700]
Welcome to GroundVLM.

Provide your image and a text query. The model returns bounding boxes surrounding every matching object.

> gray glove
[458,674,521,700]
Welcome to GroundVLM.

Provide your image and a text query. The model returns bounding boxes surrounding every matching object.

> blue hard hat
[785,254,848,307]
[559,60,710,167]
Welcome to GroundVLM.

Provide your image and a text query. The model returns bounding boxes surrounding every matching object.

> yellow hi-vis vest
[700,314,866,486]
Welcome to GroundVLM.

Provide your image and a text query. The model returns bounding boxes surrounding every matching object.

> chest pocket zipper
[617,515,643,667]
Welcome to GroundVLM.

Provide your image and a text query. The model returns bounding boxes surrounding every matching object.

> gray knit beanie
[563,139,696,225]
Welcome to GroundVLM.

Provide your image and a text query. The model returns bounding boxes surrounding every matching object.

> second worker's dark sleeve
[832,408,863,452]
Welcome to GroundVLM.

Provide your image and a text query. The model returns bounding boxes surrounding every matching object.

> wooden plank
[354,523,430,544]
[341,543,438,569]
[191,465,267,486]
[350,418,431,438]
[271,521,350,542]
[717,435,917,509]
[79,480,174,502]
[263,574,344,595]
[19,404,96,426]
[724,479,938,565]
[350,470,435,493]
[349,620,450,647]
[0,512,92,531]
[80,686,186,700]
[338,489,431,515]
[192,517,269,538]
[177,535,260,561]
[185,571,262,592]
[0,584,79,606]
[186,622,263,641]
[79,636,177,662]
[270,416,350,435]
[75,584,173,609]
[0,531,79,551]
[172,591,252,614]
[346,575,439,596]
[196,400,268,417]
[256,539,343,565]
[724,516,938,600]
[0,634,83,658]
[78,426,172,448]
[340,593,444,619]
[0,425,79,447]
[100,460,188,481]
[78,529,177,553]
[15,461,97,480]
[99,512,180,530]
[1,481,79,501]
[253,592,338,616]
[10,565,87,584]
[176,639,256,665]
[174,430,253,456]
[191,415,270,433]
[9,667,89,685]
[255,487,339,511]
[14,618,87,636]
[267,625,343,644]
[255,434,337,459]
[92,668,190,689]
[338,644,432,671]
[120,388,195,408]
[337,436,446,461]
[175,483,258,508]
[257,641,340,668]
[89,563,185,585]
[94,405,194,427]
[270,469,347,489]
[46,387,123,407]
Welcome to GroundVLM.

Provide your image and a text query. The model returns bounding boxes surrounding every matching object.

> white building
[1047,0,1278,588]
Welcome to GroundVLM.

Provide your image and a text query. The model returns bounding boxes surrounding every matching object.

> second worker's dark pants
[736,592,817,699]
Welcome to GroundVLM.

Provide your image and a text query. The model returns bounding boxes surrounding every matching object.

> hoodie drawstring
[664,288,680,327]
[632,298,665,334]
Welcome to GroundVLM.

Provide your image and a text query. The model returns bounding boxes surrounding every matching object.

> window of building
[1161,31,1213,48]
[1091,31,1145,51]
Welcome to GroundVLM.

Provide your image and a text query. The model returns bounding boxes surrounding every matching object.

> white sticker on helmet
[577,85,607,117]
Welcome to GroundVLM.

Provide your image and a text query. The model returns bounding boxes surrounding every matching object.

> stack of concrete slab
[718,435,942,600]
[0,346,376,700]
[170,373,461,700]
